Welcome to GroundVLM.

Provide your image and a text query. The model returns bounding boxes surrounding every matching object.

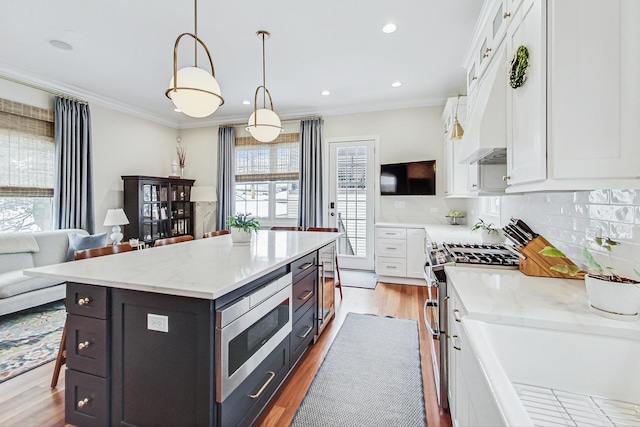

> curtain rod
[219,115,322,128]
[1,75,89,104]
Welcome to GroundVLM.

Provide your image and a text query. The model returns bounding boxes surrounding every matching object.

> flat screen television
[380,160,436,196]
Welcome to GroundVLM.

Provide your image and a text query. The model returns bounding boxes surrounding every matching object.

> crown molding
[0,63,179,128]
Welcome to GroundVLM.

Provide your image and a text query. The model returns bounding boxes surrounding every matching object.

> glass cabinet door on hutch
[122,176,195,245]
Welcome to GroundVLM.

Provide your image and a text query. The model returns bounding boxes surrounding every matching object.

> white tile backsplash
[501,190,639,280]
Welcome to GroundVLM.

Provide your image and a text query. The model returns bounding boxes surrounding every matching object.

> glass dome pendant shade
[165,0,224,118]
[247,30,283,142]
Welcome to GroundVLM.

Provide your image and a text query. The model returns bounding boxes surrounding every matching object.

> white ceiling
[0,0,482,129]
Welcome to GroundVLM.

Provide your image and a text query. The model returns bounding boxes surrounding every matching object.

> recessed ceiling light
[174,108,182,112]
[49,39,73,51]
[382,24,397,34]
[392,81,402,87]
[321,90,330,96]
[242,100,251,105]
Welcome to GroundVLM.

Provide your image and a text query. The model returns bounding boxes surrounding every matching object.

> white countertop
[376,222,481,244]
[445,266,640,339]
[25,231,338,300]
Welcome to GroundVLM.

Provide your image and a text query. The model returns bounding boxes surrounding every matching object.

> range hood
[458,47,507,165]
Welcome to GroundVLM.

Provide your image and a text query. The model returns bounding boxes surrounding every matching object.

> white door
[328,138,375,270]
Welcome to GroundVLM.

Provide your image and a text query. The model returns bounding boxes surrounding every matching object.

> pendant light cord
[193,0,198,67]
[261,32,266,108]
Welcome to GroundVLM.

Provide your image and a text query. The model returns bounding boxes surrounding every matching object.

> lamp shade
[247,108,283,142]
[103,209,130,226]
[168,67,223,118]
[190,186,217,202]
[451,117,465,140]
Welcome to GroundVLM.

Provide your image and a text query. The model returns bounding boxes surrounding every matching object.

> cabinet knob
[472,76,478,81]
[78,341,91,351]
[503,175,511,181]
[77,397,90,408]
[472,184,478,188]
[77,297,90,306]
[503,12,511,19]
[483,47,492,58]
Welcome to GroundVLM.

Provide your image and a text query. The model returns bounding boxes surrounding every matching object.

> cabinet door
[444,139,454,196]
[467,163,479,193]
[506,0,547,186]
[406,229,426,279]
[548,0,640,180]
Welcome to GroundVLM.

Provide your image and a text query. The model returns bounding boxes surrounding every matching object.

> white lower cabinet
[448,284,505,427]
[375,225,426,284]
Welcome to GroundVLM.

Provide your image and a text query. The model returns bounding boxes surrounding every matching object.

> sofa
[0,229,88,317]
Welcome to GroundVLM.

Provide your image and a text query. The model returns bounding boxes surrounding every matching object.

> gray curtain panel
[53,97,95,234]
[298,118,324,230]
[216,126,236,230]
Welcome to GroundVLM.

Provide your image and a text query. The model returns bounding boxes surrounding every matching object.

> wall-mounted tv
[380,160,436,196]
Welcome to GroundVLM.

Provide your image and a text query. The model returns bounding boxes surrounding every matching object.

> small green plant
[540,237,639,283]
[227,213,261,233]
[471,218,500,235]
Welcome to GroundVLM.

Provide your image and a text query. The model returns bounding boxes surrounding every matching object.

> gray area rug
[290,312,427,427]
[340,269,378,289]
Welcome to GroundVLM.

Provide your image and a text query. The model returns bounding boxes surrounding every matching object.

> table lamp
[190,186,217,237]
[103,208,130,244]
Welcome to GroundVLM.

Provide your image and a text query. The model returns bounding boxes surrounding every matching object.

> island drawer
[218,338,289,427]
[290,305,316,367]
[65,369,110,427]
[66,314,109,377]
[291,251,317,282]
[292,268,316,323]
[67,283,110,319]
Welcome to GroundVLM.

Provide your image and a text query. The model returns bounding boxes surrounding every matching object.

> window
[235,133,300,223]
[0,99,55,233]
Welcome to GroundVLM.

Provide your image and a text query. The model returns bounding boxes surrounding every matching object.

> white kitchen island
[26,230,339,427]
[445,266,640,427]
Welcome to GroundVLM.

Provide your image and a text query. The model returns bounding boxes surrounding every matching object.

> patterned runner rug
[0,301,65,384]
[291,312,427,426]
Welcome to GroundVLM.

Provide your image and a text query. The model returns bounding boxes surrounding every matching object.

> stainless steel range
[423,241,520,409]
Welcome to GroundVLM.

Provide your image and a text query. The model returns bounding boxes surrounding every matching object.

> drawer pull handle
[386,247,396,250]
[299,262,313,271]
[453,309,462,323]
[78,341,91,351]
[78,297,91,306]
[452,335,461,351]
[249,371,276,399]
[298,325,313,339]
[77,397,90,408]
[387,266,397,269]
[298,290,313,301]
[503,12,511,19]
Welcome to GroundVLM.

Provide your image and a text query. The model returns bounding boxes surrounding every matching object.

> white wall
[323,106,468,225]
[91,104,177,236]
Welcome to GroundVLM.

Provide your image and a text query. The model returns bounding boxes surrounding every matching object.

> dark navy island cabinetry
[63,249,326,427]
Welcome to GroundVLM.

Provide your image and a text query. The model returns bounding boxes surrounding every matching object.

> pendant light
[451,94,464,141]
[247,30,283,142]
[165,0,224,118]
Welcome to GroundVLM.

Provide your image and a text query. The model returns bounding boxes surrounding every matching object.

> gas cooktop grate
[513,382,640,427]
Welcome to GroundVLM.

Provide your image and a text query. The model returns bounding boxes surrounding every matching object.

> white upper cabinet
[546,0,640,183]
[505,0,546,186]
[465,0,640,192]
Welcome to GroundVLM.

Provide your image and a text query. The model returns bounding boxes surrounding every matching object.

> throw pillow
[66,232,107,261]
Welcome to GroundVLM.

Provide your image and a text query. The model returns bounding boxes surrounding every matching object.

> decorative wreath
[509,46,529,89]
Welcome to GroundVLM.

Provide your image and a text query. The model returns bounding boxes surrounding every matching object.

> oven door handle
[423,266,440,288]
[423,298,440,337]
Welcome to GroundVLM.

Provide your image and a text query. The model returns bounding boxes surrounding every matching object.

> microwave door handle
[423,298,440,337]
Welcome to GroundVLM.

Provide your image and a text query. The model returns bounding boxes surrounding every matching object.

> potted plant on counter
[445,210,466,225]
[227,213,261,245]
[540,237,640,320]
[471,218,505,245]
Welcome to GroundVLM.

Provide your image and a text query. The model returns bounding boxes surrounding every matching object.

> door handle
[298,325,313,339]
[298,290,313,301]
[299,262,313,271]
[249,371,276,399]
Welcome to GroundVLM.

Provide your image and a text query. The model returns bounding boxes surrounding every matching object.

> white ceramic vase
[481,229,506,245]
[230,228,252,245]
[584,275,640,321]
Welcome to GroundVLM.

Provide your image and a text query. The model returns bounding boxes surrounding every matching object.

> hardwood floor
[0,282,451,427]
